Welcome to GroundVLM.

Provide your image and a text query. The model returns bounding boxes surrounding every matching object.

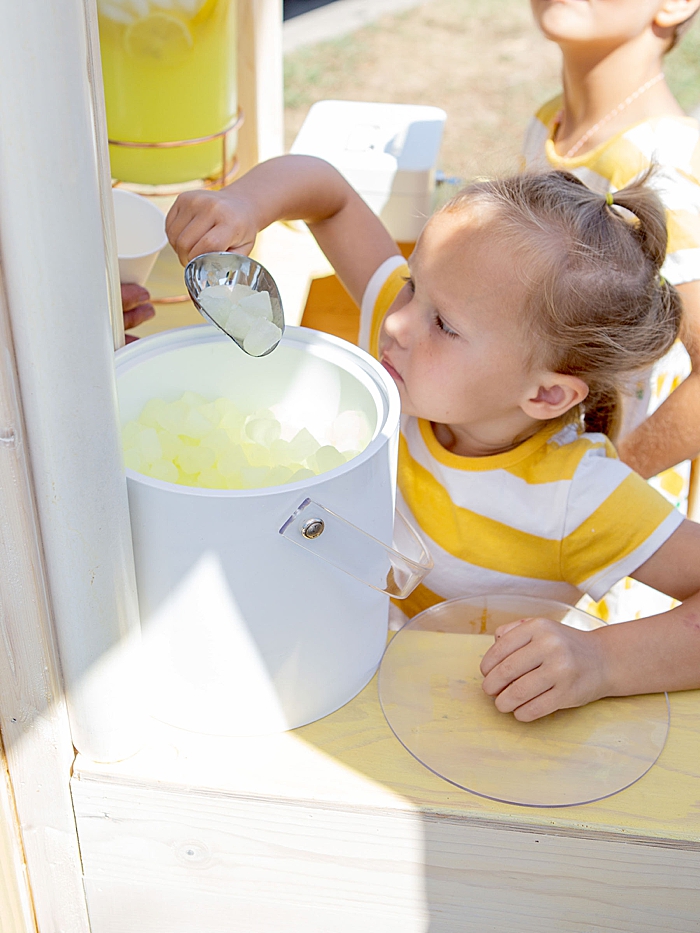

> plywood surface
[74,667,700,847]
[72,672,700,933]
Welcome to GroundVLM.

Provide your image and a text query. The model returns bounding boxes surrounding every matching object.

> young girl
[165,154,700,722]
[525,0,700,497]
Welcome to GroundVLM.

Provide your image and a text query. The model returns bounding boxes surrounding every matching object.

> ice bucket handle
[279,498,433,599]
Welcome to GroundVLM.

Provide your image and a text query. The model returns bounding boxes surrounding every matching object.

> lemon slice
[124,12,193,64]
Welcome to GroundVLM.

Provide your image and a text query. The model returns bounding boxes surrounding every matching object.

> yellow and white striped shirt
[361,259,684,620]
[522,97,700,288]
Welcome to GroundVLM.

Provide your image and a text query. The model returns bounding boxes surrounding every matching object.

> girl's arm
[616,280,700,477]
[165,154,401,307]
[479,519,700,721]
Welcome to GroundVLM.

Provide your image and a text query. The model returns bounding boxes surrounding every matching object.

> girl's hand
[479,617,609,721]
[165,189,259,266]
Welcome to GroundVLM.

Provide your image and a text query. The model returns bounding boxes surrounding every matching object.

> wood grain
[0,268,90,933]
[72,667,700,933]
[0,739,35,933]
[73,754,700,933]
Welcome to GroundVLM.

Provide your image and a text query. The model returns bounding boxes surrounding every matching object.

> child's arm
[166,155,401,307]
[479,519,700,721]
[616,280,700,477]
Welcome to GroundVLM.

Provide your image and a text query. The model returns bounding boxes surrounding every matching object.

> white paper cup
[112,188,168,286]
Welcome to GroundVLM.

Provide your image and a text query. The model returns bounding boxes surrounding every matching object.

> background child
[166,154,700,721]
[525,0,700,506]
[525,0,700,623]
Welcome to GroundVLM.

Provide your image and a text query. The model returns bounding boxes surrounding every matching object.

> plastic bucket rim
[115,322,401,498]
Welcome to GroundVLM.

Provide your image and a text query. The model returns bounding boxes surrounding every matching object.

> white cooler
[115,324,430,736]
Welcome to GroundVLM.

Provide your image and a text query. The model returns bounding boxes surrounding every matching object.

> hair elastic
[659,275,666,287]
[605,191,614,206]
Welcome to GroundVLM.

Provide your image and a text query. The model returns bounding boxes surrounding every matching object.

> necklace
[556,72,665,159]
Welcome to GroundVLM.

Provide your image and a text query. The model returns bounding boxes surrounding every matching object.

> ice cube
[241,466,271,488]
[217,446,248,477]
[243,318,282,357]
[122,420,142,449]
[269,438,293,466]
[200,429,234,456]
[180,391,208,408]
[214,397,240,419]
[238,290,274,321]
[176,445,216,474]
[176,469,199,486]
[137,427,162,464]
[181,406,217,440]
[289,468,315,483]
[197,468,228,489]
[224,304,256,340]
[157,431,185,461]
[264,465,294,487]
[245,416,281,448]
[98,2,135,25]
[223,471,245,490]
[198,401,222,427]
[173,0,208,15]
[139,398,169,429]
[123,448,144,472]
[156,400,189,435]
[242,443,273,468]
[313,445,346,474]
[229,283,256,302]
[126,0,150,17]
[144,459,179,483]
[198,285,235,324]
[287,428,320,464]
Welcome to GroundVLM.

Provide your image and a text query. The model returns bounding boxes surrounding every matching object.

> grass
[666,21,700,111]
[284,0,700,182]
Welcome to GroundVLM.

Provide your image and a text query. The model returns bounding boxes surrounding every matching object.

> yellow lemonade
[98,0,238,185]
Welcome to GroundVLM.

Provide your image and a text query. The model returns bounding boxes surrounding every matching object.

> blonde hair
[439,170,682,440]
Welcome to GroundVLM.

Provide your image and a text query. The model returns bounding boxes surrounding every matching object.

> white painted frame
[0,0,144,765]
[0,269,90,932]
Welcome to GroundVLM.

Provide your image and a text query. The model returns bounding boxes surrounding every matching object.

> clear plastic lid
[379,595,670,808]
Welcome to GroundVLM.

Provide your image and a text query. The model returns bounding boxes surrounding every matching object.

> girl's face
[378,209,547,453]
[530,0,667,45]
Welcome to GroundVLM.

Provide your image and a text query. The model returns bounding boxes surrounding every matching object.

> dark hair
[439,170,682,439]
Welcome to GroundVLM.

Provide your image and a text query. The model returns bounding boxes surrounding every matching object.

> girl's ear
[655,0,700,30]
[521,374,589,421]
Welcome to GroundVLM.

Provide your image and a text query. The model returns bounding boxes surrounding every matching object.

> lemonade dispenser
[98,0,240,186]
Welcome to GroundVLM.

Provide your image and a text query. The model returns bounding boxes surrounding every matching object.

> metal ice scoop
[184,252,285,357]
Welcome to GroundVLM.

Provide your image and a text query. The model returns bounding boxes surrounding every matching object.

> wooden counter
[72,665,700,933]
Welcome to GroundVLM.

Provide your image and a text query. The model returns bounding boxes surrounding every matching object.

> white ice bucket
[115,324,427,736]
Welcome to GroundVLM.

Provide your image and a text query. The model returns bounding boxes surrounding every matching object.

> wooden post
[237,0,285,175]
[0,270,90,932]
[84,0,126,351]
[0,0,144,763]
[0,740,35,933]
